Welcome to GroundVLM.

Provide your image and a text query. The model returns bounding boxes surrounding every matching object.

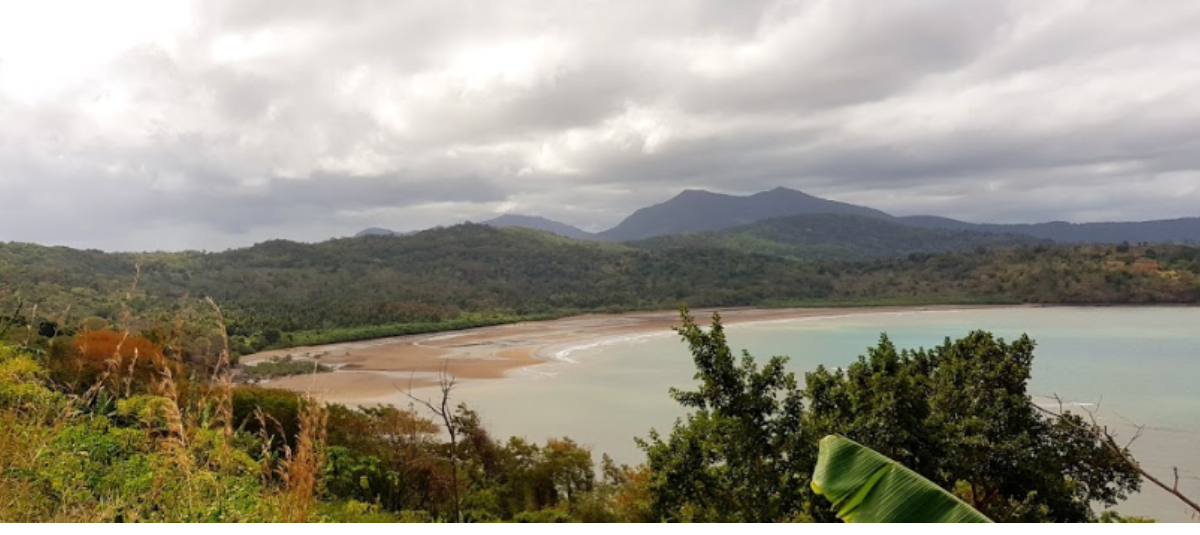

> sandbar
[244,305,1019,404]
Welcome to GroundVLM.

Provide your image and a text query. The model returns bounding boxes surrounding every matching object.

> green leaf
[811,435,992,523]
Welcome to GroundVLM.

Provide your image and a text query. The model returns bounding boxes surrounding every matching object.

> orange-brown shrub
[63,330,174,394]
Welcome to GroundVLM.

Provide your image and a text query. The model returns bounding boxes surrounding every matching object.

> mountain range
[358,187,1200,246]
[628,213,1045,261]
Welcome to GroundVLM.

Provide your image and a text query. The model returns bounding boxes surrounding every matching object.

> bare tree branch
[398,361,462,522]
[1032,398,1200,516]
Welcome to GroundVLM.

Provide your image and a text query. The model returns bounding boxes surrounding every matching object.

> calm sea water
[401,307,1200,522]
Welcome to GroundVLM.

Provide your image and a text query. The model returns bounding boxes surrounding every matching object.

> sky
[2,0,1199,251]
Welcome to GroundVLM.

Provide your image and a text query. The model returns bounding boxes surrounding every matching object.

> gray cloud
[1,0,1199,250]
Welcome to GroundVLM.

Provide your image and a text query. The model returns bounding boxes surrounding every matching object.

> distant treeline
[3,223,1199,353]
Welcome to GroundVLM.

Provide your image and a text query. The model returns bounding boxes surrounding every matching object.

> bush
[513,508,574,523]
[237,356,330,383]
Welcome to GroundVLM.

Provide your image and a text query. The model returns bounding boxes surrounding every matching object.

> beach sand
[245,305,1016,404]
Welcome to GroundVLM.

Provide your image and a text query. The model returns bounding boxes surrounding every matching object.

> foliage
[285,313,563,347]
[315,400,611,522]
[238,356,331,383]
[1098,510,1156,523]
[640,310,1145,523]
[0,343,60,408]
[55,329,177,395]
[631,213,1044,261]
[811,435,991,522]
[0,341,313,522]
[803,331,1141,522]
[312,500,401,523]
[231,386,305,449]
[637,308,816,522]
[5,225,1196,357]
[449,405,601,521]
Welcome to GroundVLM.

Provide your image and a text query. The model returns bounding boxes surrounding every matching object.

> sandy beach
[244,305,1017,404]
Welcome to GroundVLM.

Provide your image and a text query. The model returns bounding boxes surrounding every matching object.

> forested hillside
[629,213,1045,260]
[903,215,1200,244]
[483,214,595,240]
[3,224,1200,353]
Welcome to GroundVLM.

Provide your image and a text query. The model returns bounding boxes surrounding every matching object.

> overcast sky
[2,0,1199,251]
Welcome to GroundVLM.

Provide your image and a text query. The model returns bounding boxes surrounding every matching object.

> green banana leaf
[811,435,992,523]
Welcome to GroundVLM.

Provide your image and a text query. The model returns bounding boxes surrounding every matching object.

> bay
[401,307,1200,522]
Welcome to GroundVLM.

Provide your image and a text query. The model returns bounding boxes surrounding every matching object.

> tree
[540,438,595,505]
[642,309,1142,523]
[637,307,816,522]
[803,331,1141,522]
[1033,400,1200,519]
[404,364,464,522]
[36,321,59,339]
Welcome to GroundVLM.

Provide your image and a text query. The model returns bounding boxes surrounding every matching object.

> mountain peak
[752,186,816,198]
[483,214,594,241]
[674,188,726,199]
[597,187,893,241]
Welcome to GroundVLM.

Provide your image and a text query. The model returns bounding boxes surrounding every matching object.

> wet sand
[244,305,1017,404]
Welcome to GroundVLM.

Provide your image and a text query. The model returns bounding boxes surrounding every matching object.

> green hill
[595,187,893,241]
[629,213,1045,260]
[3,224,1199,351]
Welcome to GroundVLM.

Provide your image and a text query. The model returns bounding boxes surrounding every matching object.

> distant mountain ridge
[901,215,1200,244]
[354,187,1199,246]
[596,187,892,241]
[481,214,595,241]
[630,213,1046,260]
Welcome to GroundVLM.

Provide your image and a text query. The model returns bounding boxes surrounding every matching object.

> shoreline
[246,304,1024,404]
[243,304,1199,523]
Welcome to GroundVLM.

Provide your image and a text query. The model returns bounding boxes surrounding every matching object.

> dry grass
[0,282,331,522]
[275,399,328,522]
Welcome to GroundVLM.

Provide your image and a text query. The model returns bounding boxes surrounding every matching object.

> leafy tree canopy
[640,309,1141,522]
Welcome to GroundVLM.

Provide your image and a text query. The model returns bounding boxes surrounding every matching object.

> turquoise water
[401,307,1200,522]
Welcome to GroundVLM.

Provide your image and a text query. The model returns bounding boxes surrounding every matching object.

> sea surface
[402,307,1200,522]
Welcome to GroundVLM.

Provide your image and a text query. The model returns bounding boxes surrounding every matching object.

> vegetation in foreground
[811,435,992,523]
[637,309,1142,522]
[2,297,1178,522]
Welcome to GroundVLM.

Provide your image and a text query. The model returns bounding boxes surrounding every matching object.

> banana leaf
[811,435,992,523]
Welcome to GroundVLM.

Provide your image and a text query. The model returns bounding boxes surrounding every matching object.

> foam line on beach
[541,330,677,365]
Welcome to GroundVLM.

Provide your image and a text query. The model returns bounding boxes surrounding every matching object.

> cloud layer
[2,0,1199,250]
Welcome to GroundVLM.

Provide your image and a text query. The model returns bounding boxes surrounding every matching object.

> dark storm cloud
[1,0,1199,250]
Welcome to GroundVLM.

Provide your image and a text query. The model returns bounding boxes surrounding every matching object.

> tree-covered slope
[629,213,1045,260]
[483,214,596,240]
[902,215,1200,244]
[3,225,1199,349]
[2,225,830,335]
